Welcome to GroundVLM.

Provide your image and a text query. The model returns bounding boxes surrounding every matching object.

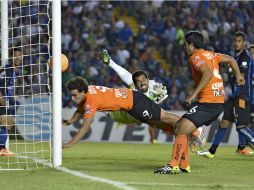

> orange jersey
[80,85,133,119]
[189,49,224,103]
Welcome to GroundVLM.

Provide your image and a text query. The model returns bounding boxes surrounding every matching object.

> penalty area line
[19,156,137,190]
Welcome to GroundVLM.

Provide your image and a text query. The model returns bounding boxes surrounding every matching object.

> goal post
[1,0,8,67]
[52,0,62,167]
[0,0,62,170]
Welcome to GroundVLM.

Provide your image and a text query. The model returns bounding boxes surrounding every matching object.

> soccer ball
[49,54,69,72]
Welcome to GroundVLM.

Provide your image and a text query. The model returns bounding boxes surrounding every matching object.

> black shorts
[183,102,224,128]
[223,96,250,126]
[128,91,161,123]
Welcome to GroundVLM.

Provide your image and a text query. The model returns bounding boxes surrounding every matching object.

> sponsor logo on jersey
[84,104,94,115]
[211,82,223,90]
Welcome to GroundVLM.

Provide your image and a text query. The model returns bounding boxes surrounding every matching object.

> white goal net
[0,0,52,170]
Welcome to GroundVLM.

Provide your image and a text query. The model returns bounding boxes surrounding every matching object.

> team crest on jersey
[84,104,94,115]
[241,61,247,68]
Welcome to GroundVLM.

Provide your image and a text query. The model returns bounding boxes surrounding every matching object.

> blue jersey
[230,49,253,98]
[0,64,21,103]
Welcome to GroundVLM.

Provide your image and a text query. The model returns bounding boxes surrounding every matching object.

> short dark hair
[234,31,246,41]
[132,70,148,84]
[185,31,204,49]
[67,76,89,93]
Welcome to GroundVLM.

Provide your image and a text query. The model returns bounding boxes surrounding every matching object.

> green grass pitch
[1,142,253,190]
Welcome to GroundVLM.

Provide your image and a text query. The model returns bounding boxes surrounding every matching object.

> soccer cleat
[236,148,254,155]
[196,127,206,150]
[100,50,110,65]
[0,148,16,156]
[197,150,214,159]
[180,165,191,173]
[154,165,180,174]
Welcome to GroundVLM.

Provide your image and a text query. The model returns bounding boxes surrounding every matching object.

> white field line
[127,182,254,188]
[12,157,254,189]
[19,156,137,190]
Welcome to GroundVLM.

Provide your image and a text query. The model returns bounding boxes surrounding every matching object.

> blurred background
[60,1,254,111]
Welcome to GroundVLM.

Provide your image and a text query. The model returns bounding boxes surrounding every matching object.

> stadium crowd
[60,1,254,110]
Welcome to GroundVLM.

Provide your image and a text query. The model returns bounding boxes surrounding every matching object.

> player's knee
[174,122,185,135]
[174,118,196,135]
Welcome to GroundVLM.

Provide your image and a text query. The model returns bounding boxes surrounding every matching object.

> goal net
[0,0,52,170]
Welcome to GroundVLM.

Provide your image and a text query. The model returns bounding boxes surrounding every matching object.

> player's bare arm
[220,54,245,85]
[63,108,83,126]
[63,117,93,148]
[185,66,212,105]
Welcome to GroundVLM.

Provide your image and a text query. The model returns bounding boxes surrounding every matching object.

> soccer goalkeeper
[101,50,168,144]
[0,48,22,156]
[100,50,206,148]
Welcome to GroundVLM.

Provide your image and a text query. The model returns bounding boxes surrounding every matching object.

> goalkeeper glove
[100,50,111,65]
[150,83,167,95]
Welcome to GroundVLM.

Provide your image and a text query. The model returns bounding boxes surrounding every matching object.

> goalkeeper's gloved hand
[100,50,111,65]
[150,83,167,95]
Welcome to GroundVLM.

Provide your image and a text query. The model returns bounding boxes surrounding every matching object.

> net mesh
[0,0,52,170]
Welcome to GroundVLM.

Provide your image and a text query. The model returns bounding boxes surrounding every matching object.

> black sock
[209,144,218,155]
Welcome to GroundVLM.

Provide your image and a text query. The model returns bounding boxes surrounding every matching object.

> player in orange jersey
[63,76,194,172]
[154,31,245,174]
[62,76,181,148]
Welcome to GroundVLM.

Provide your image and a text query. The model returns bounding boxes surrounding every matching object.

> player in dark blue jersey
[249,44,254,125]
[0,47,22,156]
[198,31,254,158]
